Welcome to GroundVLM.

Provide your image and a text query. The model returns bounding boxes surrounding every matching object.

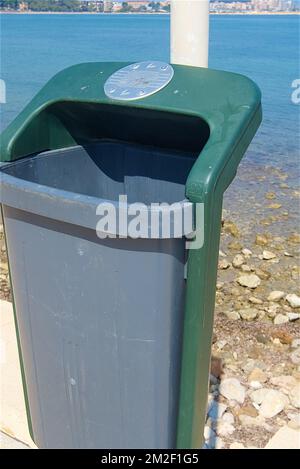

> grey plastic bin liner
[0,141,196,449]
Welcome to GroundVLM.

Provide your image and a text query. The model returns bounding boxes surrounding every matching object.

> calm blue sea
[0,13,299,172]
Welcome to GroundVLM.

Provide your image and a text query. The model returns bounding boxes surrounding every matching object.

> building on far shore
[0,0,298,13]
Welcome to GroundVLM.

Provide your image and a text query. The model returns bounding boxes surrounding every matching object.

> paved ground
[0,300,35,448]
[0,431,30,449]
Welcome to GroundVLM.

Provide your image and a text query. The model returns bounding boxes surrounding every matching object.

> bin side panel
[3,206,186,449]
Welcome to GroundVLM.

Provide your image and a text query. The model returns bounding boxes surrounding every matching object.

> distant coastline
[0,11,299,15]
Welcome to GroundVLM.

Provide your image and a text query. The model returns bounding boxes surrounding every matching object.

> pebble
[290,349,300,365]
[262,250,277,260]
[249,296,263,305]
[265,426,300,449]
[273,314,289,325]
[291,338,300,349]
[225,311,240,321]
[229,442,245,449]
[248,368,267,384]
[287,413,300,430]
[267,291,285,302]
[288,383,300,408]
[286,293,300,308]
[265,192,276,200]
[211,357,223,378]
[232,254,245,268]
[287,312,300,321]
[216,340,227,350]
[241,264,251,272]
[288,233,300,244]
[259,389,289,418]
[239,308,258,321]
[265,303,280,318]
[270,375,297,393]
[215,420,235,437]
[255,234,268,246]
[249,381,263,389]
[242,248,252,258]
[223,220,239,237]
[219,259,231,270]
[237,274,261,289]
[255,268,271,280]
[228,241,242,251]
[219,378,246,404]
[251,388,270,405]
[222,412,235,424]
[239,414,265,427]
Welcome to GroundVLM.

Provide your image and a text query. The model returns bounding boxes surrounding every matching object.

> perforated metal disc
[104,61,174,101]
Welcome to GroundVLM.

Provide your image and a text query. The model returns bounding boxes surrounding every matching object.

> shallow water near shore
[1,14,299,169]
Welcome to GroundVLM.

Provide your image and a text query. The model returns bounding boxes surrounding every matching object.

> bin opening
[10,102,210,162]
[5,103,211,205]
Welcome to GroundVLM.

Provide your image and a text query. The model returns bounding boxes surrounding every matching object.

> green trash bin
[0,62,261,449]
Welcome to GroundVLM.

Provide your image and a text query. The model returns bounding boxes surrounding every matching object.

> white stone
[270,375,297,393]
[290,349,300,365]
[265,303,280,318]
[207,400,227,422]
[289,383,300,408]
[241,264,252,272]
[242,248,252,258]
[239,308,258,321]
[251,388,270,405]
[292,338,300,349]
[216,420,235,437]
[259,389,289,418]
[250,381,263,389]
[274,314,289,325]
[219,378,246,404]
[225,311,240,321]
[237,274,261,289]
[249,296,263,305]
[262,250,277,260]
[222,412,235,424]
[267,291,285,302]
[286,293,300,308]
[288,312,300,321]
[230,442,245,449]
[265,426,300,449]
[219,259,231,270]
[288,413,300,430]
[215,340,227,350]
[233,254,245,268]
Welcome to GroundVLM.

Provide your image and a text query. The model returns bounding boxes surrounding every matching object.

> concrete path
[0,430,30,449]
[0,300,35,448]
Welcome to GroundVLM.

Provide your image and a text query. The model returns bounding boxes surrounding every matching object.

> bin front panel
[3,205,186,449]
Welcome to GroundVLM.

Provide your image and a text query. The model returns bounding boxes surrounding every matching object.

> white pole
[170,0,209,68]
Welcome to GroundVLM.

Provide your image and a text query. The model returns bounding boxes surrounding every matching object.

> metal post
[170,0,209,68]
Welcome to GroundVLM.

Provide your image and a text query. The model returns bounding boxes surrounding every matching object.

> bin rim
[0,149,194,239]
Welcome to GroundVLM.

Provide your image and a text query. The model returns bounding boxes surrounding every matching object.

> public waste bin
[0,61,262,449]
